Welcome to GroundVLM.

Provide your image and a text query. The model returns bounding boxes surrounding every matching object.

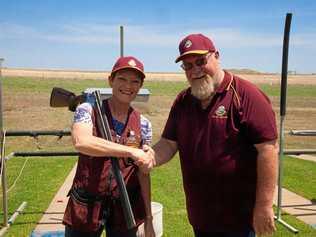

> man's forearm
[255,145,278,207]
[153,138,178,167]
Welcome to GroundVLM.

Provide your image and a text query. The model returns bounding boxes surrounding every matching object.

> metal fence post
[0,58,9,229]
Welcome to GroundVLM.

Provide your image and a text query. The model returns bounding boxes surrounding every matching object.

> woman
[63,56,155,237]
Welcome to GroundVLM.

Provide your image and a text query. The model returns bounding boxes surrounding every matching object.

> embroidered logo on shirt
[215,105,226,117]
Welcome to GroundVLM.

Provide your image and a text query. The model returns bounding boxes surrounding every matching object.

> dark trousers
[194,228,256,237]
[65,225,137,237]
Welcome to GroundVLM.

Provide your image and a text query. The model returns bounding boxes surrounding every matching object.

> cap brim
[111,66,145,79]
[175,50,209,63]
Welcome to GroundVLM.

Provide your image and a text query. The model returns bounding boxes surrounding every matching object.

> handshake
[129,145,156,174]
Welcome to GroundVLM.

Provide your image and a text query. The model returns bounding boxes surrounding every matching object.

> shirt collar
[215,70,233,94]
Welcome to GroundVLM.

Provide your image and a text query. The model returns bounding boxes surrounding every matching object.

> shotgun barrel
[93,90,136,229]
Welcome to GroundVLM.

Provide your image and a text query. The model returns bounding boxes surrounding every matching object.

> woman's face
[109,69,143,104]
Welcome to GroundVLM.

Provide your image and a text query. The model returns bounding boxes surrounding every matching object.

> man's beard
[190,74,214,100]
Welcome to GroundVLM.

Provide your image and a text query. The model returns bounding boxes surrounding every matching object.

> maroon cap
[175,34,216,63]
[110,56,145,79]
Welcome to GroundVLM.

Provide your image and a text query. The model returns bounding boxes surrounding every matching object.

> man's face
[181,53,216,100]
[109,69,143,104]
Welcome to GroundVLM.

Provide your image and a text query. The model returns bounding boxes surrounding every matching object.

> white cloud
[291,33,316,48]
[0,22,40,38]
[0,22,315,49]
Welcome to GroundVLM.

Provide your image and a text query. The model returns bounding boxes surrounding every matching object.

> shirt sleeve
[140,114,152,145]
[161,100,178,142]
[240,85,278,144]
[73,102,93,125]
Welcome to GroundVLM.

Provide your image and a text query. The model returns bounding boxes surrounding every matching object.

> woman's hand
[144,216,155,237]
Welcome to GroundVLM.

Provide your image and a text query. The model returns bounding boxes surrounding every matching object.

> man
[63,56,155,237]
[143,34,278,237]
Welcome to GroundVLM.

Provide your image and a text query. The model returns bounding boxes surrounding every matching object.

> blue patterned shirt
[74,102,152,144]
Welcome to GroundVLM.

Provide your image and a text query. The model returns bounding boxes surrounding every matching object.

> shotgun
[50,87,84,112]
[50,87,136,229]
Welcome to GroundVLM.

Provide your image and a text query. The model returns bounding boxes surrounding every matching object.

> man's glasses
[180,53,211,71]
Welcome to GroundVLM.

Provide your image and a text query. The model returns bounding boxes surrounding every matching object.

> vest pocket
[63,189,104,232]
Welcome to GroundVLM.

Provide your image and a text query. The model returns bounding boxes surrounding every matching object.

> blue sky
[0,0,315,73]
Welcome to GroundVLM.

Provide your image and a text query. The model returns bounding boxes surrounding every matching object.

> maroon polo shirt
[162,71,277,231]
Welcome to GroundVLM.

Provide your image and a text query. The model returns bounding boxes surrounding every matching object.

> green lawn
[4,76,316,97]
[0,157,77,236]
[283,156,316,200]
[259,84,316,97]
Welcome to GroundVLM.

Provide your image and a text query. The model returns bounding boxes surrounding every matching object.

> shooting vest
[63,99,146,232]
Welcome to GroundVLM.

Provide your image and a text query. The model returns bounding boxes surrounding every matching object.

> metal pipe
[4,152,15,161]
[0,202,27,237]
[274,216,299,233]
[120,26,124,57]
[8,201,27,224]
[277,116,285,219]
[5,129,71,137]
[0,58,4,137]
[277,13,292,220]
[1,145,8,228]
[290,130,316,136]
[276,13,299,234]
[283,149,316,155]
[0,59,8,230]
[13,151,78,157]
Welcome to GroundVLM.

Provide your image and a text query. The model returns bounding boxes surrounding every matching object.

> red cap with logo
[175,34,216,63]
[110,56,145,79]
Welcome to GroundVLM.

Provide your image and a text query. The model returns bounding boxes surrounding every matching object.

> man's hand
[253,205,276,236]
[131,145,156,173]
[133,138,178,174]
[136,145,156,174]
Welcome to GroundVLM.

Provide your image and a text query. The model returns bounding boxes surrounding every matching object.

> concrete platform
[274,154,316,229]
[290,154,316,162]
[274,186,316,228]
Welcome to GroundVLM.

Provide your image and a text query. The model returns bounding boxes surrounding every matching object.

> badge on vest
[214,105,227,117]
[126,130,139,148]
[125,130,139,166]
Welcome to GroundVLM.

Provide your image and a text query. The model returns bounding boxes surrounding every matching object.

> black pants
[65,225,137,237]
[194,228,256,237]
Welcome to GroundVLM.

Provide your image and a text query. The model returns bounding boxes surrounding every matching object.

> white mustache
[191,75,214,100]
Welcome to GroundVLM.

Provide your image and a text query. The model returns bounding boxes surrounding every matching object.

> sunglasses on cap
[180,53,212,71]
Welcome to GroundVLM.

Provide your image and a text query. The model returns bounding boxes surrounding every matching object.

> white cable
[6,157,29,193]
[0,130,30,194]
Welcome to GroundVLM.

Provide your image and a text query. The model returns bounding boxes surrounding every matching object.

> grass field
[1,76,316,236]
